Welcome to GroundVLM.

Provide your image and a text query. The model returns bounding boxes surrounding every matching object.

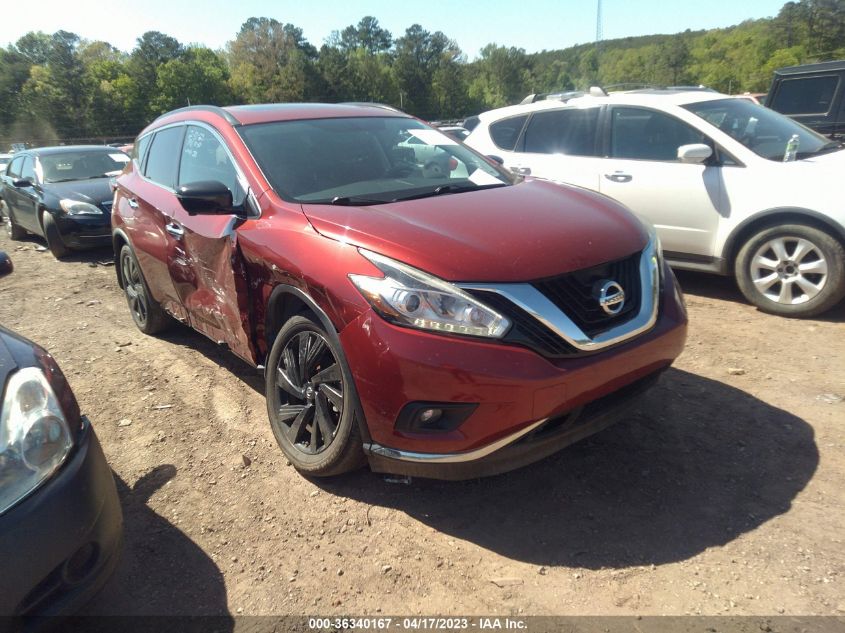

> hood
[43,179,114,205]
[301,179,648,282]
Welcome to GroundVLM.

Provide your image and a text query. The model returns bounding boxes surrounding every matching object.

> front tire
[265,314,366,477]
[735,223,845,318]
[42,212,69,259]
[119,244,170,334]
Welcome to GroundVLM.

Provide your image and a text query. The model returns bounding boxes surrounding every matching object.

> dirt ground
[0,230,843,619]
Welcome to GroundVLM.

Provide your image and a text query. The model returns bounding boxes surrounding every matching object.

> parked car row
[0,80,840,618]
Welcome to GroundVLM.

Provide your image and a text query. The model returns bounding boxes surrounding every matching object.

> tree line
[0,0,843,145]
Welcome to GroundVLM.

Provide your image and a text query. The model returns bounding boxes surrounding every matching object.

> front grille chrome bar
[460,238,660,352]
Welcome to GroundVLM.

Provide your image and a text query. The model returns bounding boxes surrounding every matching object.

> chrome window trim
[459,238,660,352]
[363,417,549,464]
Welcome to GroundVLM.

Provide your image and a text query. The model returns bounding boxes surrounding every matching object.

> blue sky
[2,0,788,60]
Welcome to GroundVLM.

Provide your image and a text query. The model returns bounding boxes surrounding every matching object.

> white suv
[466,90,845,317]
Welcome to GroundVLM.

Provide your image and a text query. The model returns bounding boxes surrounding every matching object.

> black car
[0,146,129,258]
[0,252,122,616]
[766,60,845,140]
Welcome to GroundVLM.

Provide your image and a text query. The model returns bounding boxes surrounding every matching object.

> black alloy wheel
[119,245,170,334]
[266,315,365,476]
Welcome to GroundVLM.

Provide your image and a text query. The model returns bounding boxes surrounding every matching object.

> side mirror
[12,178,33,188]
[677,143,713,164]
[0,252,13,277]
[176,181,234,216]
[486,155,504,165]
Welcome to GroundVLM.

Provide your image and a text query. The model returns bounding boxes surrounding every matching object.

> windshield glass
[238,116,513,204]
[683,98,839,161]
[38,150,129,183]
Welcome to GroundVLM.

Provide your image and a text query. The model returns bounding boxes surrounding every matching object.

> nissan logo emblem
[596,280,626,316]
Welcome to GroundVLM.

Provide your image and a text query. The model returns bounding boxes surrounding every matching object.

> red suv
[112,103,688,480]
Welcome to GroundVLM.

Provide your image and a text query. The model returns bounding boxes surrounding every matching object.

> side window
[178,126,245,205]
[20,156,35,182]
[134,134,152,168]
[772,75,839,115]
[489,115,528,151]
[522,108,600,156]
[7,157,23,178]
[144,126,185,188]
[610,107,706,162]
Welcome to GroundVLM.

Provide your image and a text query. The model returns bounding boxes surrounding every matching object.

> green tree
[228,17,319,103]
[151,47,232,115]
[468,44,532,108]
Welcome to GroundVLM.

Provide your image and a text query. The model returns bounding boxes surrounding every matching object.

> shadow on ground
[4,235,113,265]
[159,324,264,394]
[674,269,845,322]
[81,465,232,621]
[319,368,818,569]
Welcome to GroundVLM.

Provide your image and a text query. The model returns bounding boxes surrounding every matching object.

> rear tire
[119,244,171,334]
[41,212,69,259]
[2,201,25,240]
[265,314,366,477]
[735,223,845,318]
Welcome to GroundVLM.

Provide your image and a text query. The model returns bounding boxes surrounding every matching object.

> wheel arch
[724,208,845,270]
[264,284,340,354]
[112,228,131,289]
[264,283,372,444]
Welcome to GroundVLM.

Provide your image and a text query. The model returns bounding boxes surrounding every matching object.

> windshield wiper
[392,182,507,202]
[796,141,843,159]
[328,196,390,206]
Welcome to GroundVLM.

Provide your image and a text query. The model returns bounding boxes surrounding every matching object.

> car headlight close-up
[0,367,74,515]
[59,199,102,215]
[349,249,510,338]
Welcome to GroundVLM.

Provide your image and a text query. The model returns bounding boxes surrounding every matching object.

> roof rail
[519,91,586,104]
[152,105,240,126]
[339,102,404,114]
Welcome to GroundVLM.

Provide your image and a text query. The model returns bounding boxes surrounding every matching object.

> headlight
[349,250,510,338]
[0,367,74,515]
[644,222,665,285]
[59,199,102,215]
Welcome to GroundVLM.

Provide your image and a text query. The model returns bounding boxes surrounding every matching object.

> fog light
[419,408,442,424]
[395,402,478,433]
[63,542,98,585]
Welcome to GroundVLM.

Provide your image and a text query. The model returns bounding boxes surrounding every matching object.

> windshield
[238,116,513,204]
[37,150,129,183]
[683,98,839,161]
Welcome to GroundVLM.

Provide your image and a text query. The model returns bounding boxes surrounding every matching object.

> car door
[167,123,256,363]
[2,156,24,222]
[117,125,189,322]
[598,106,725,259]
[507,106,604,190]
[11,156,41,233]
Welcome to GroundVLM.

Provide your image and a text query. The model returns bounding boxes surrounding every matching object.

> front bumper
[0,417,123,617]
[340,265,687,479]
[52,214,111,250]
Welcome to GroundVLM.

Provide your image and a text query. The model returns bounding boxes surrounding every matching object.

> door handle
[604,172,633,183]
[165,222,184,239]
[127,198,139,209]
[510,166,532,175]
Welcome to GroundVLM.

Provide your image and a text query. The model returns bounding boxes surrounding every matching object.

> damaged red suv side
[112,103,687,480]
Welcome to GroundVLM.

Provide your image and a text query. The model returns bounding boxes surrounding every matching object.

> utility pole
[596,0,603,44]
